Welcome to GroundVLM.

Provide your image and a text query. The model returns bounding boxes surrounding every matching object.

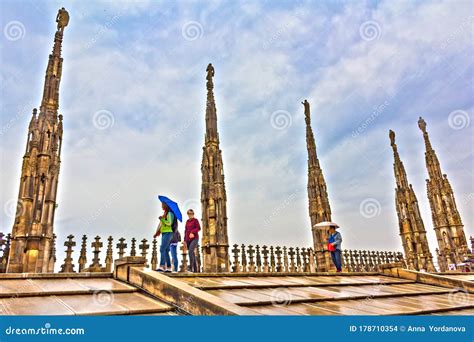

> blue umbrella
[158,195,182,222]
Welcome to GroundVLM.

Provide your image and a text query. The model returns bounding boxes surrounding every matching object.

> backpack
[171,215,181,242]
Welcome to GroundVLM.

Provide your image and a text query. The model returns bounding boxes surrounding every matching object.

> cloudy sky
[1,0,472,265]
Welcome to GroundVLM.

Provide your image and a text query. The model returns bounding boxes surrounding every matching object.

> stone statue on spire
[206,63,215,81]
[56,7,69,32]
[389,129,396,146]
[302,99,310,124]
[418,116,426,133]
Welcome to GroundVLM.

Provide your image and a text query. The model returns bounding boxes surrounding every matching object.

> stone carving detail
[105,236,113,272]
[60,234,75,273]
[116,237,127,259]
[151,238,158,271]
[130,238,137,257]
[88,236,103,271]
[139,238,149,267]
[78,235,87,272]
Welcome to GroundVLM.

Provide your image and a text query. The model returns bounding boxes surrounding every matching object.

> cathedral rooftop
[1,264,472,316]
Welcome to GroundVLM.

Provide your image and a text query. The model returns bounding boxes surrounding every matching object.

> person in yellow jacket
[154,202,175,272]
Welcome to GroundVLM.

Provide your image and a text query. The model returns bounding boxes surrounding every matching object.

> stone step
[175,275,415,290]
[0,292,175,315]
[247,293,474,316]
[207,283,454,306]
[0,277,138,298]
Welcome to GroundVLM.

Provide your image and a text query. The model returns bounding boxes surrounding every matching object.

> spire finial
[206,63,214,84]
[56,7,70,33]
[389,129,397,151]
[418,116,427,133]
[302,99,310,124]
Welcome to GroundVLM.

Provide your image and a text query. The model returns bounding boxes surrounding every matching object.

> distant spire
[303,99,331,225]
[304,100,334,271]
[389,130,435,272]
[7,8,69,273]
[201,63,229,273]
[418,117,469,266]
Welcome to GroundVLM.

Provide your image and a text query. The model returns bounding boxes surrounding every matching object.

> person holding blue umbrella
[153,195,182,273]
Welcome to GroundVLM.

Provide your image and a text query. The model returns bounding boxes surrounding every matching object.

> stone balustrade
[9,232,473,274]
[228,243,406,273]
[0,232,11,273]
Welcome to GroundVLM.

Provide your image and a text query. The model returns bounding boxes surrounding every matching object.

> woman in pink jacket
[184,209,201,272]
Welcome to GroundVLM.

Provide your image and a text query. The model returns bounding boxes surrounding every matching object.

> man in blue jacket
[328,225,342,272]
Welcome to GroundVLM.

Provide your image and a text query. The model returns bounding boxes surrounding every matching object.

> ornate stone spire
[418,117,469,266]
[200,63,229,273]
[304,100,332,225]
[389,130,435,272]
[303,100,333,271]
[7,8,69,273]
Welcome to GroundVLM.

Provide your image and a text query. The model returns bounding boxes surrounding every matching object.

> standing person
[169,216,181,272]
[154,202,174,273]
[327,225,342,272]
[184,209,201,273]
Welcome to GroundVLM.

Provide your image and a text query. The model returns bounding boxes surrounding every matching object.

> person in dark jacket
[184,209,201,273]
[327,225,342,272]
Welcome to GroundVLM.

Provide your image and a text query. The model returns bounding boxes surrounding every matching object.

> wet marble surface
[0,276,177,316]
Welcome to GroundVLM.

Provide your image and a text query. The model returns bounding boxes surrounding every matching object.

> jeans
[331,249,342,271]
[186,239,199,272]
[170,243,178,271]
[159,232,173,268]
